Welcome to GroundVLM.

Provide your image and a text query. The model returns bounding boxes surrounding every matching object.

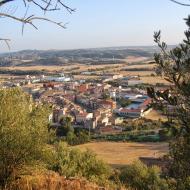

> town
[1,70,160,135]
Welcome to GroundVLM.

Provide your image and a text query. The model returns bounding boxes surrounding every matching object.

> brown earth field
[74,75,100,80]
[75,142,169,167]
[140,76,169,85]
[126,63,156,69]
[144,110,167,121]
[1,63,124,72]
[1,59,170,85]
[124,56,150,63]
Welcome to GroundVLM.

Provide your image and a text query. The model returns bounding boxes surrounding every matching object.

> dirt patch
[75,142,168,166]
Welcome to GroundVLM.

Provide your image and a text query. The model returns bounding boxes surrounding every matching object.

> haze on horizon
[0,0,189,52]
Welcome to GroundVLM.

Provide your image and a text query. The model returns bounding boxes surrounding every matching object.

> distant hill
[0,46,175,67]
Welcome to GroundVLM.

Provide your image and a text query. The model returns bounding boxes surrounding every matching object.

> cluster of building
[1,73,71,88]
[38,79,152,134]
[114,95,152,118]
[1,72,153,134]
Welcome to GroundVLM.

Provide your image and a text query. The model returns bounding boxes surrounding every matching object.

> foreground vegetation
[0,88,172,190]
[147,15,190,189]
[0,88,116,189]
[93,118,172,143]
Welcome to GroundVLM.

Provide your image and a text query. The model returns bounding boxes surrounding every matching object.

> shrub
[119,161,169,190]
[0,88,51,187]
[159,129,171,141]
[57,116,74,136]
[52,142,112,186]
[65,128,90,146]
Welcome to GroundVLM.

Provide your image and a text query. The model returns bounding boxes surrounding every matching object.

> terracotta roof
[76,112,89,117]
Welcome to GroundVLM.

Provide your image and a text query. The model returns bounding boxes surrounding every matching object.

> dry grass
[0,59,170,85]
[144,110,167,121]
[74,75,100,80]
[126,64,156,69]
[140,76,169,85]
[1,66,64,71]
[124,56,150,63]
[74,64,124,71]
[9,171,101,190]
[75,142,168,166]
[1,63,124,72]
[120,71,154,76]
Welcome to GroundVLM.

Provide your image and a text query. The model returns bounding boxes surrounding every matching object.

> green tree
[159,129,171,141]
[52,142,112,186]
[118,97,131,108]
[57,116,74,136]
[77,131,90,144]
[148,16,190,189]
[0,88,51,187]
[102,92,110,100]
[66,131,77,145]
[119,161,169,190]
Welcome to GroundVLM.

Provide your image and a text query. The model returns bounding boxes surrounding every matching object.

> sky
[0,0,190,52]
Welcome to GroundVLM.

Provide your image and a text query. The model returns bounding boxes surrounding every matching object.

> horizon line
[0,44,177,54]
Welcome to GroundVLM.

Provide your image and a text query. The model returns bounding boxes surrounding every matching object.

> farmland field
[75,142,168,167]
[0,55,170,85]
[1,63,124,72]
[144,110,167,121]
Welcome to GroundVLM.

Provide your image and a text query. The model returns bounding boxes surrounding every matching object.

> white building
[45,76,71,82]
[114,108,144,118]
[124,94,143,100]
[127,79,143,86]
[75,112,93,124]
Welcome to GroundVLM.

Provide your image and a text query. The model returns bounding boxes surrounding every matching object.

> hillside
[0,46,155,67]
